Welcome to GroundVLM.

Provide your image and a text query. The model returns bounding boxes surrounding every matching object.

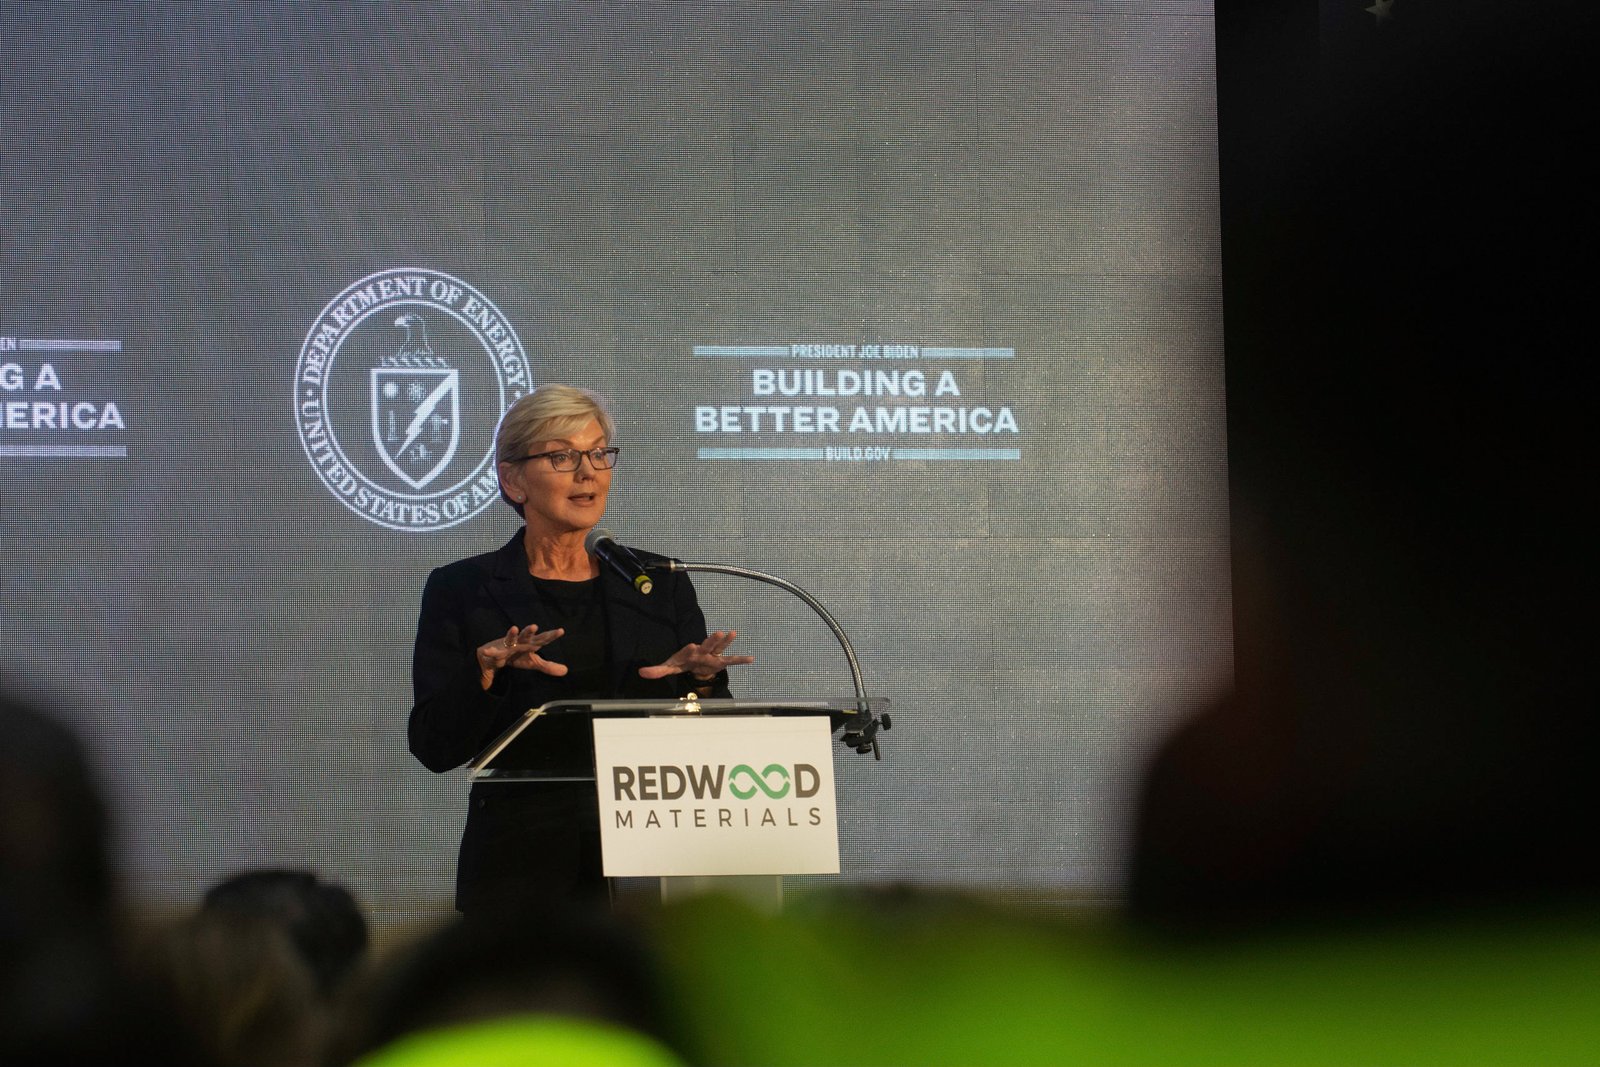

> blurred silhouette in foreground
[137,868,371,1067]
[202,868,370,1002]
[141,908,325,1067]
[0,688,200,1065]
[649,885,1599,1066]
[1129,0,1594,927]
[342,906,683,1067]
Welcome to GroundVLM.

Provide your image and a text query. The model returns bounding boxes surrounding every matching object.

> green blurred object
[351,1014,684,1067]
[652,892,1600,1066]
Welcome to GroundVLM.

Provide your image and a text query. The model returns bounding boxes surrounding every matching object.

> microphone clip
[840,709,892,761]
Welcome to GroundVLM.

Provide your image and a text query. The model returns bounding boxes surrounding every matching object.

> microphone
[584,528,653,595]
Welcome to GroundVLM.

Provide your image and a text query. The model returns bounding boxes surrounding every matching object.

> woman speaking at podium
[408,385,751,914]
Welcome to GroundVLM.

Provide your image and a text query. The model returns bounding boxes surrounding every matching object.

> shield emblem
[372,365,461,490]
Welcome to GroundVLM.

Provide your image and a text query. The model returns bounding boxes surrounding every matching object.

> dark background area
[1142,0,1595,923]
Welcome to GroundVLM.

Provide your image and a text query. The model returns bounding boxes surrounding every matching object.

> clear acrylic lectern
[466,695,887,910]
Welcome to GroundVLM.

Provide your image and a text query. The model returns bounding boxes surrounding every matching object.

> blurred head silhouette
[202,868,369,1001]
[348,906,682,1066]
[1,687,197,1065]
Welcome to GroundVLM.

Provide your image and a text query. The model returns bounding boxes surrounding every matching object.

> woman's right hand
[475,624,567,690]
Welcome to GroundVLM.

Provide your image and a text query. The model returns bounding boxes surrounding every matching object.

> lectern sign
[593,716,840,877]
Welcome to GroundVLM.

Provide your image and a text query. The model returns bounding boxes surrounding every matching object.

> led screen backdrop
[0,3,1230,923]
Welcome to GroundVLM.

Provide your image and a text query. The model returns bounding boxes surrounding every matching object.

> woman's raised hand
[638,629,754,682]
[476,624,567,690]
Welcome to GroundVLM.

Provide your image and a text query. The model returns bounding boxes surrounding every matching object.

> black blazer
[408,528,728,910]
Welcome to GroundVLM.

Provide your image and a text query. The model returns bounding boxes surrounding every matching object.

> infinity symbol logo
[728,763,791,800]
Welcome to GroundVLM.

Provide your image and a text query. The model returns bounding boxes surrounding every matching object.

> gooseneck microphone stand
[646,559,891,759]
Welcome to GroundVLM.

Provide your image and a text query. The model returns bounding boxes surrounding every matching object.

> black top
[524,574,608,697]
[409,528,731,777]
[407,528,732,911]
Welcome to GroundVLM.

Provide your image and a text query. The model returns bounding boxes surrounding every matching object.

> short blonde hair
[495,385,616,513]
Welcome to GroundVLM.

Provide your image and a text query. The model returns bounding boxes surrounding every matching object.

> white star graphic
[1367,0,1395,25]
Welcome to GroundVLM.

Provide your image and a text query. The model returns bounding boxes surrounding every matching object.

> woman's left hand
[638,629,755,681]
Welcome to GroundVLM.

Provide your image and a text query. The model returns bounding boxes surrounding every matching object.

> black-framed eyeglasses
[509,447,620,472]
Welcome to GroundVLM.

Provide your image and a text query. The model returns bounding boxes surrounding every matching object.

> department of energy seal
[294,268,532,532]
